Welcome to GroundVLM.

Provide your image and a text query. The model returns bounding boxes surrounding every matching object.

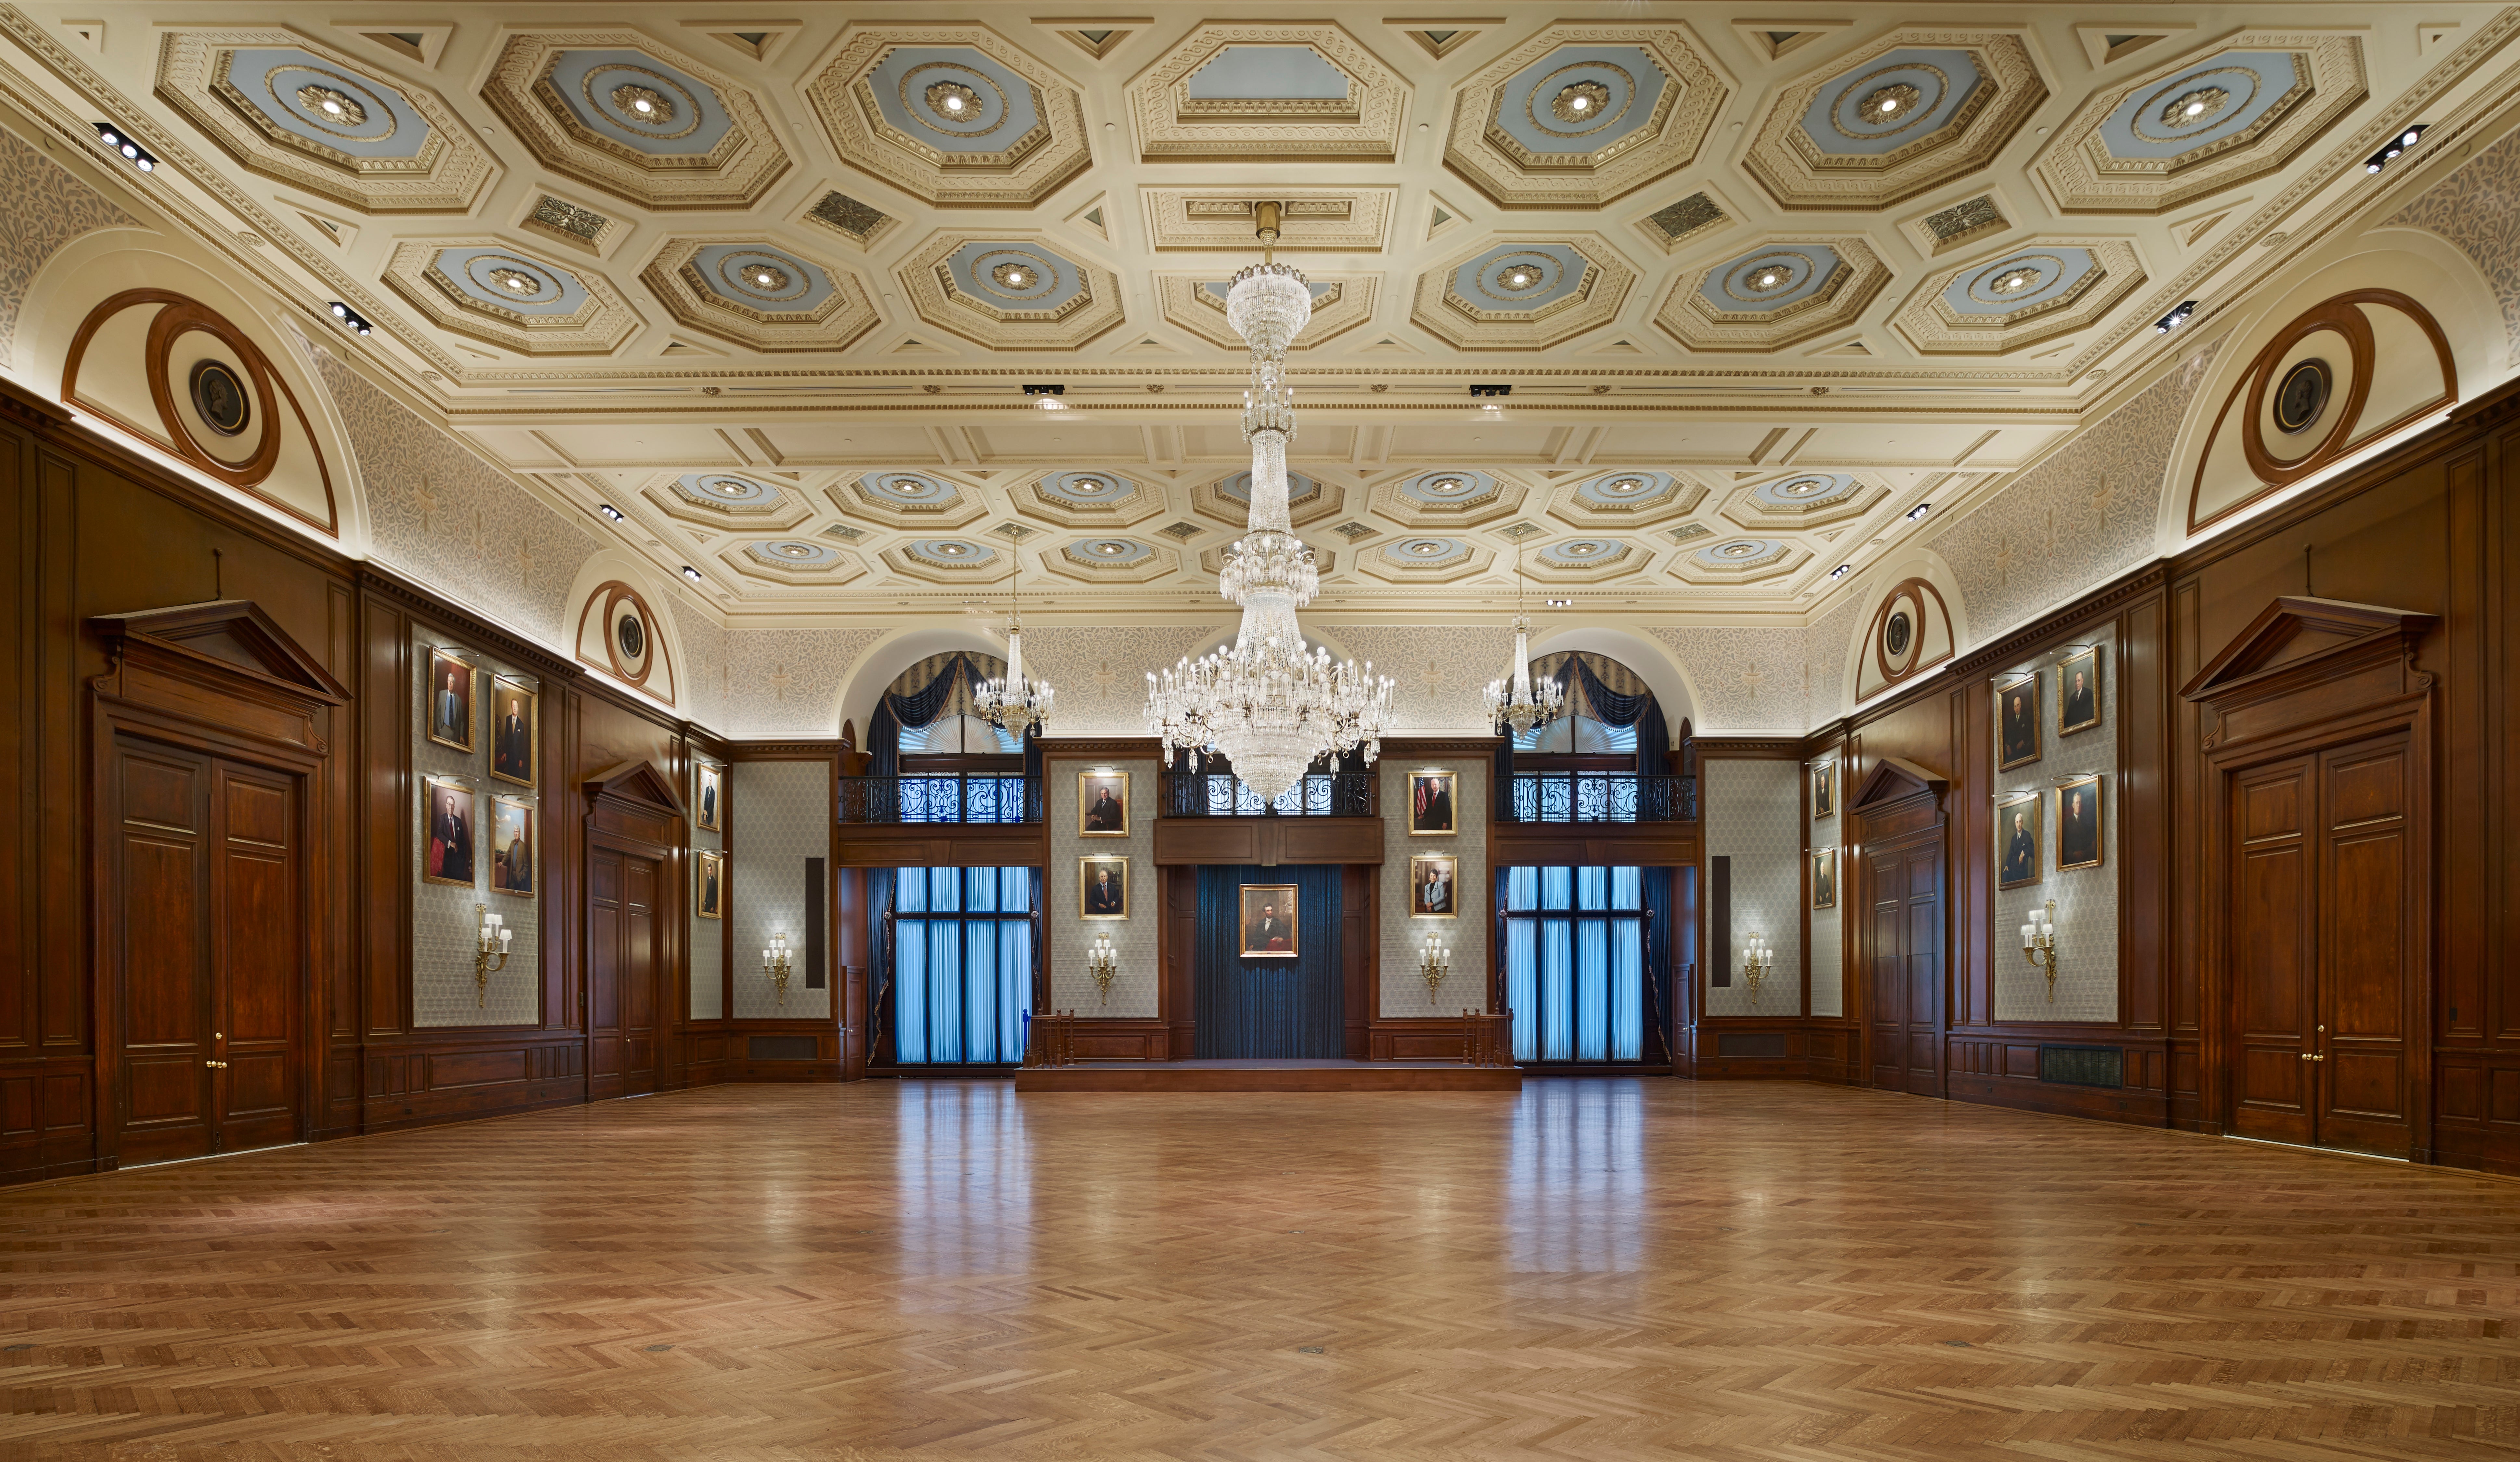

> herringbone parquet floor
[2,1080,2515,1461]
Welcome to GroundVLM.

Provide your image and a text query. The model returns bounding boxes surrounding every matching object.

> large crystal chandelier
[1146,203,1393,801]
[1481,553,1566,737]
[974,580,1054,737]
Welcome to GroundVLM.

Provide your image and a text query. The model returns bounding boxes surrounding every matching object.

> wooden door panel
[115,742,212,1164]
[2235,844,2309,1039]
[624,856,659,1097]
[2328,1052,2406,1120]
[122,836,206,1050]
[215,765,301,1152]
[2326,830,2405,1042]
[2229,759,2313,1144]
[2315,739,2413,1157]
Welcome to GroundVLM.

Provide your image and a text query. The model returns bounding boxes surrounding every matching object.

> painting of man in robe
[1997,793,2041,890]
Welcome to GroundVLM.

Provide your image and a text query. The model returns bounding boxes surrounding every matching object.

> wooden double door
[2227,732,2417,1157]
[587,841,665,1099]
[109,736,303,1165]
[1865,831,1944,1096]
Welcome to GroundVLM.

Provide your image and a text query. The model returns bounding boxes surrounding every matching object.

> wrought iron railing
[835,774,1041,825]
[1159,772,1379,818]
[1503,772,1697,823]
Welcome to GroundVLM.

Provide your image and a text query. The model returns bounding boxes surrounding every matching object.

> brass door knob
[2298,1052,2324,1062]
[204,1060,228,1069]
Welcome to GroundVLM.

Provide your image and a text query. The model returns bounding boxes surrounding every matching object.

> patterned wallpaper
[1922,341,2221,645]
[1989,625,2120,1023]
[304,341,600,649]
[729,760,831,1019]
[671,602,729,739]
[1377,756,1489,1019]
[1046,758,1158,1016]
[0,122,140,367]
[1701,758,1801,1019]
[688,758,724,1020]
[2389,123,2520,364]
[411,628,542,1028]
[1013,624,1221,738]
[1651,623,1811,733]
[1324,624,1518,733]
[1806,742,1844,1020]
[726,624,887,740]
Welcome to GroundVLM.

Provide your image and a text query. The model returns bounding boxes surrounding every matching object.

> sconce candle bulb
[1085,931,1119,1004]
[1418,933,1452,998]
[472,904,512,1008]
[1741,934,1773,1008]
[763,932,793,1007]
[2021,899,2059,1003]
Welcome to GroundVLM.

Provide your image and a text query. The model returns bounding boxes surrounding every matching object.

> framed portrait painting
[2057,647,2103,737]
[1997,673,2041,771]
[696,850,725,919]
[490,675,536,788]
[1238,883,1298,958]
[1410,854,1458,918]
[1408,770,1457,835]
[1810,848,1837,909]
[2057,774,2105,871]
[1995,791,2042,890]
[421,776,476,888]
[425,648,475,753]
[694,762,723,834]
[490,796,535,898]
[1078,770,1129,837]
[1079,856,1128,920]
[1811,761,1835,818]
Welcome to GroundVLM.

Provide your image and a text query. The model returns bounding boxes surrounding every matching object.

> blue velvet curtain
[889,866,1035,1064]
[1193,864,1343,1058]
[867,868,896,1057]
[1642,867,1674,1058]
[1543,655,1668,772]
[1502,865,1644,1063]
[868,700,900,779]
[886,653,986,730]
[1635,698,1669,776]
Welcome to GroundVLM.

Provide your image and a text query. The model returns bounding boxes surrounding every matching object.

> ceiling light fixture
[974,569,1054,737]
[1828,564,1853,580]
[2155,301,2197,333]
[1482,547,1566,737]
[326,302,374,337]
[1469,384,1512,398]
[680,565,704,583]
[1146,200,1391,802]
[93,121,157,173]
[2365,123,2427,173]
[597,504,624,522]
[1544,597,1573,608]
[1022,383,1064,395]
[1906,502,1932,522]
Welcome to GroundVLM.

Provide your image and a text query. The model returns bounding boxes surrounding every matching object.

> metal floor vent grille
[748,1035,818,1061]
[2039,1044,2124,1088]
[1716,1033,1788,1059]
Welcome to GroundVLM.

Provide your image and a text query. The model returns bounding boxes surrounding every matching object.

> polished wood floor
[3,1081,2515,1460]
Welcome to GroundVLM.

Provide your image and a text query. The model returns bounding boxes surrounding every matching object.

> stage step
[1015,1059,1521,1093]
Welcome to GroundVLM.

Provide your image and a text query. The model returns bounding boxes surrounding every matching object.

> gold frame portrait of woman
[1409,854,1459,918]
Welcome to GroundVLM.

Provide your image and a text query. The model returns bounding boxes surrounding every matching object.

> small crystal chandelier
[1146,202,1392,801]
[974,576,1054,737]
[1481,552,1566,737]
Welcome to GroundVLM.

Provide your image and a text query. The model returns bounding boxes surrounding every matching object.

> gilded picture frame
[1810,848,1837,910]
[696,850,725,919]
[694,762,723,834]
[420,776,476,888]
[490,796,535,899]
[1408,770,1457,835]
[1078,769,1130,838]
[1079,855,1128,920]
[1409,854,1459,918]
[424,647,475,754]
[1995,791,2042,890]
[489,674,537,788]
[2057,647,2103,737]
[1996,673,2041,772]
[1238,883,1298,958]
[1811,760,1835,818]
[2057,774,2105,871]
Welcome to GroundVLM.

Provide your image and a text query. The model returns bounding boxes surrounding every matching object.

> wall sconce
[2021,900,2058,1003]
[1085,931,1118,1005]
[473,904,512,1008]
[1418,933,1452,998]
[1741,934,1773,1008]
[763,932,792,1007]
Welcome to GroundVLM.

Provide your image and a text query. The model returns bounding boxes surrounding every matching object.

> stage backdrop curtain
[1193,863,1343,1058]
[890,866,1033,1064]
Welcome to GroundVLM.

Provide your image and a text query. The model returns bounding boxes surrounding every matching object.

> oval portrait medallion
[187,358,251,437]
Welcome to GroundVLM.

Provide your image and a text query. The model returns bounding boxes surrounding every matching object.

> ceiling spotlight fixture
[2365,123,2427,173]
[1544,597,1573,607]
[1145,199,1391,802]
[325,302,374,337]
[1022,383,1065,396]
[1905,502,1932,522]
[1828,564,1853,580]
[93,121,158,173]
[1469,383,1512,399]
[2154,300,2197,334]
[597,504,625,522]
[680,565,704,583]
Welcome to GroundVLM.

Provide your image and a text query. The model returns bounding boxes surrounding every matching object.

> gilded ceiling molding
[803,24,1092,208]
[1364,468,1530,530]
[1154,273,1377,352]
[480,30,791,212]
[830,469,989,532]
[720,538,869,588]
[1740,28,2047,212]
[1443,21,1731,209]
[644,472,810,534]
[1124,21,1410,161]
[894,231,1127,351]
[1355,535,1496,584]
[1891,238,2148,355]
[639,237,881,354]
[1043,536,1181,584]
[1012,469,1169,530]
[1542,470,1707,531]
[1717,473,1890,532]
[1654,237,1891,353]
[380,240,640,356]
[1410,234,1639,351]
[1190,468,1344,530]
[155,28,493,213]
[1671,536,1809,586]
[1138,189,1396,252]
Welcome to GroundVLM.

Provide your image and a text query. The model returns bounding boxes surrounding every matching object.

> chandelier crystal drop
[1146,204,1393,801]
[974,584,1054,737]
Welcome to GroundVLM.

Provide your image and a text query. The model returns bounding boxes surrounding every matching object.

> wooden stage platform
[1013,1058,1522,1093]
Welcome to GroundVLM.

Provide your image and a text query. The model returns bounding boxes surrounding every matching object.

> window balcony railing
[1159,772,1379,818]
[836,775,1041,825]
[1504,772,1697,824]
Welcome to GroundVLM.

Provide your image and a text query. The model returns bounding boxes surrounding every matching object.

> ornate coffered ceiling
[0,0,2509,634]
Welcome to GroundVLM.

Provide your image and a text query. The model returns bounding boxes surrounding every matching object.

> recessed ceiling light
[597,504,624,522]
[2154,300,2197,334]
[1906,502,1931,522]
[325,302,373,337]
[2365,123,2427,173]
[1828,564,1852,580]
[1544,597,1572,607]
[94,121,158,173]
[680,565,704,583]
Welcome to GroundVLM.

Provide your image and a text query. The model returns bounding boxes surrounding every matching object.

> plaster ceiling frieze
[2033,33,2368,214]
[0,126,139,366]
[644,471,812,533]
[1654,237,1890,353]
[1044,535,1181,584]
[1542,469,1708,530]
[155,29,493,213]
[380,239,639,355]
[1521,535,1648,584]
[2385,122,2520,360]
[1443,21,1730,209]
[804,24,1092,209]
[896,231,1126,351]
[831,468,988,531]
[1411,234,1638,351]
[1125,22,1409,163]
[1718,471,1889,532]
[1139,190,1396,252]
[1365,468,1529,530]
[1671,535,1810,586]
[1155,272,1377,351]
[1891,238,2147,355]
[879,533,1015,584]
[1318,623,1516,730]
[720,536,870,588]
[1013,468,1168,530]
[1741,29,2047,212]
[1191,466,1343,529]
[1355,534,1498,584]
[640,236,881,353]
[480,31,791,212]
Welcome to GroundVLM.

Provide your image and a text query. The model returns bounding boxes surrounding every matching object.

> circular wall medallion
[1551,81,1611,123]
[609,83,675,125]
[295,84,366,128]
[616,613,645,660]
[187,359,251,438]
[1884,610,1913,658]
[2273,357,2332,435]
[1862,83,1922,121]
[2159,86,2230,129]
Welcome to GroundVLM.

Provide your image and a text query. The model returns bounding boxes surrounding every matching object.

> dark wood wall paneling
[716,742,847,1084]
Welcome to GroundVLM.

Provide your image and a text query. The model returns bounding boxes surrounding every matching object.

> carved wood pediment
[2179,596,2437,707]
[92,598,348,705]
[1850,755,1948,813]
[582,759,686,818]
